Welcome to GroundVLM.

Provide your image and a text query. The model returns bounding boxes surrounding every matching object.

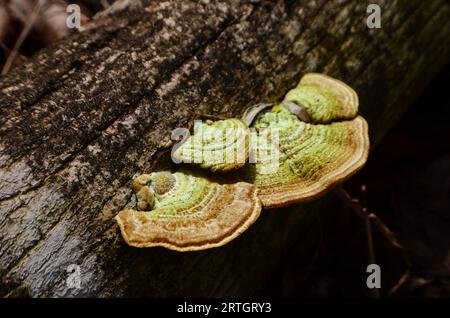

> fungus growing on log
[115,171,261,251]
[284,73,359,123]
[116,73,369,249]
[173,118,250,172]
[242,73,369,208]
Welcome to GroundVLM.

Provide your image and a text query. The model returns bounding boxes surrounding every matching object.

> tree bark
[0,0,449,297]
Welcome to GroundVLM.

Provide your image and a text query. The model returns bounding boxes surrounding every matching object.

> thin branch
[369,213,404,249]
[100,0,111,9]
[388,271,410,296]
[0,40,10,53]
[361,185,380,298]
[336,185,411,297]
[1,0,47,75]
[335,186,367,219]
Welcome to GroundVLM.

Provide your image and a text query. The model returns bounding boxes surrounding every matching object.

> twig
[388,271,410,296]
[336,185,411,297]
[369,214,404,249]
[0,41,28,63]
[100,0,111,9]
[1,0,47,75]
[361,185,380,298]
[0,41,10,53]
[335,186,366,219]
[93,0,142,21]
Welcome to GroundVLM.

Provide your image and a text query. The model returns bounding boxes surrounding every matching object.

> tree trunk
[0,0,449,297]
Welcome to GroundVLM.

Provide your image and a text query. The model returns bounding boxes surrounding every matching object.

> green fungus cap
[242,73,369,208]
[115,171,261,251]
[284,73,359,123]
[173,118,250,172]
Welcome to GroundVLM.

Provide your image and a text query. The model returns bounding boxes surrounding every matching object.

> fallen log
[0,0,449,297]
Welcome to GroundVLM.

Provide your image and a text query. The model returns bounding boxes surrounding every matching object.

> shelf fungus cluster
[239,73,369,208]
[115,73,370,251]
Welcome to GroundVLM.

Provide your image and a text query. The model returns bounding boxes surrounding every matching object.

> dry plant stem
[1,0,46,75]
[241,102,274,126]
[361,185,380,298]
[370,210,412,295]
[388,271,410,296]
[335,186,366,219]
[100,0,111,9]
[365,216,380,298]
[0,41,10,53]
[368,214,404,249]
[280,99,311,123]
[0,41,27,64]
[336,185,411,297]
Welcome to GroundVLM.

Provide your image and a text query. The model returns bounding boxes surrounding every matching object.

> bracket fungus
[173,118,250,172]
[242,73,369,208]
[114,72,369,250]
[284,73,359,123]
[115,171,261,251]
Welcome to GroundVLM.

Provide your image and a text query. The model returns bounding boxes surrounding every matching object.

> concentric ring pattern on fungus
[115,171,261,251]
[242,73,369,208]
[284,73,359,123]
[173,118,249,172]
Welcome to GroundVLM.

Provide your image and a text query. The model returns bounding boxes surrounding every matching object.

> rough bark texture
[0,0,449,297]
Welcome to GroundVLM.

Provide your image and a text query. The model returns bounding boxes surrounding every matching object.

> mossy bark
[0,0,449,297]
